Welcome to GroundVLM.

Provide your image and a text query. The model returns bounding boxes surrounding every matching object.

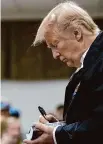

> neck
[77,33,97,68]
[84,33,97,51]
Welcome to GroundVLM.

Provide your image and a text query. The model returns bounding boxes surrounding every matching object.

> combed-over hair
[33,1,99,46]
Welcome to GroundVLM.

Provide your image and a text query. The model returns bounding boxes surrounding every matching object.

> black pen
[38,106,49,122]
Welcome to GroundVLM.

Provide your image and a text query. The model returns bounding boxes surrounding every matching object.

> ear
[73,28,82,41]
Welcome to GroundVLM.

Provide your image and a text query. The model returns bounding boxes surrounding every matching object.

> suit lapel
[63,68,84,118]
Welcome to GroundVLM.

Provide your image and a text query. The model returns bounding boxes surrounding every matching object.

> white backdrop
[1,80,68,132]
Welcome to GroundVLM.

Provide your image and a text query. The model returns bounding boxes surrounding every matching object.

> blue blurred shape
[9,107,21,118]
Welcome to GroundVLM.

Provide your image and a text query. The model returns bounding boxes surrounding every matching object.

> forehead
[44,32,54,44]
[44,25,60,44]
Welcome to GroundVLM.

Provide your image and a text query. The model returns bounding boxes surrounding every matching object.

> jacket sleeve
[55,116,103,144]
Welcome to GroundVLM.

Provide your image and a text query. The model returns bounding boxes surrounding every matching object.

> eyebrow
[47,39,59,49]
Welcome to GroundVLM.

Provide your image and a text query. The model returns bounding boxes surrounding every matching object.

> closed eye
[47,40,59,49]
[47,44,57,49]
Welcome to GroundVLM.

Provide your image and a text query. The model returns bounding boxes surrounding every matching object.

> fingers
[23,139,39,144]
[23,132,54,144]
[39,115,48,124]
[45,115,58,122]
[35,123,54,134]
[23,139,33,144]
[39,114,58,124]
[23,133,51,144]
[23,139,41,144]
[23,139,38,144]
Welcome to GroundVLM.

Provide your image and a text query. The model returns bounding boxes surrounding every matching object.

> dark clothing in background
[55,32,103,144]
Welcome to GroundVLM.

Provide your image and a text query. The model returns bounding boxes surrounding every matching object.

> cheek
[58,40,77,59]
[58,42,68,56]
[63,50,72,61]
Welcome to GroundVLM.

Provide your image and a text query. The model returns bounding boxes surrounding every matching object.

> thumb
[45,115,58,122]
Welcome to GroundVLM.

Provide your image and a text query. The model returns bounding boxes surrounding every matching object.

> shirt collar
[80,48,89,69]
[76,30,100,72]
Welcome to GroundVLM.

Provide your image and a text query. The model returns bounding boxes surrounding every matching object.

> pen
[38,106,49,122]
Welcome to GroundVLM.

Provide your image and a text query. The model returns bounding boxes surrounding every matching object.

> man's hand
[39,114,58,124]
[23,123,54,144]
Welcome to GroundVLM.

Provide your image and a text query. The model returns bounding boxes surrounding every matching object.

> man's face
[45,27,82,68]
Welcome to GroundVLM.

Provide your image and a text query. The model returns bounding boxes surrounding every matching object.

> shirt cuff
[53,126,60,144]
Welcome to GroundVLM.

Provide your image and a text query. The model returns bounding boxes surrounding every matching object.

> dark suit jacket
[55,32,103,144]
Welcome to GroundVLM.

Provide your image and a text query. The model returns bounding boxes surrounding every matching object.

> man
[24,1,103,144]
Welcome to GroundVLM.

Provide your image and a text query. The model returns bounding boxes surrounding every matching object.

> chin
[75,63,81,68]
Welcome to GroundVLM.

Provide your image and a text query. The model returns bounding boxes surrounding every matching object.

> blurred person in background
[54,104,64,121]
[47,104,64,121]
[0,115,8,139]
[24,1,103,144]
[0,97,11,119]
[1,117,22,144]
[0,98,10,138]
[1,96,21,119]
[0,97,22,142]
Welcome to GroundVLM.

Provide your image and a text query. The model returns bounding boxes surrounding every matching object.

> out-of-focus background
[1,0,103,142]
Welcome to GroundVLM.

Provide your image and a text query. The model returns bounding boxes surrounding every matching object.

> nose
[52,49,60,59]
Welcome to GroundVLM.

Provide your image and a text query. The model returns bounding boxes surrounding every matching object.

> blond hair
[33,1,100,46]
